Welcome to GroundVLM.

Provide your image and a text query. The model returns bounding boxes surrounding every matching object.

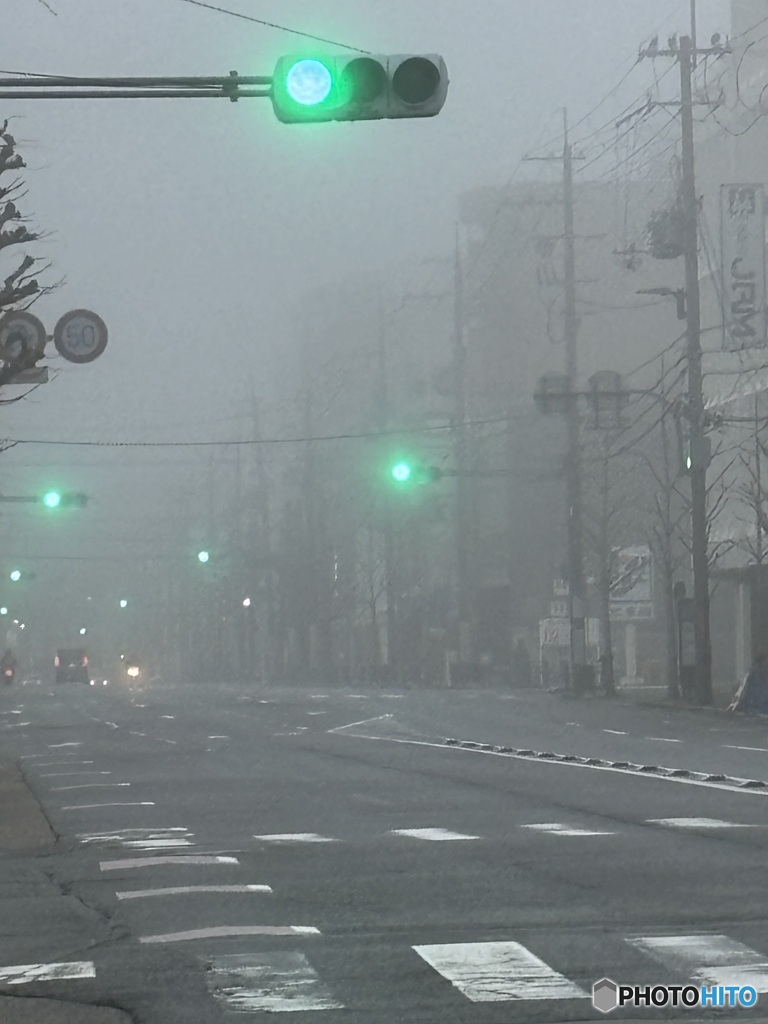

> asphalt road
[1,679,768,1023]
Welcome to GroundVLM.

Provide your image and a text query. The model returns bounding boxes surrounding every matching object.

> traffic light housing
[388,458,442,486]
[271,54,449,123]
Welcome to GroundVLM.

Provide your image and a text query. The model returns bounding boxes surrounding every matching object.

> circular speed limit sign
[53,309,108,364]
[0,311,47,362]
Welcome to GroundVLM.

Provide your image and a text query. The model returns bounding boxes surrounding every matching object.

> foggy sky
[1,0,727,637]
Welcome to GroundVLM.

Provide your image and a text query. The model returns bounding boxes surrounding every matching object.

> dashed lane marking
[390,828,479,841]
[522,822,614,837]
[40,771,111,777]
[725,745,768,752]
[645,736,683,743]
[140,925,320,944]
[603,729,627,735]
[0,961,95,985]
[205,951,343,1012]
[47,742,82,748]
[648,817,761,829]
[100,855,238,871]
[413,940,587,1002]
[254,833,337,843]
[52,782,130,791]
[116,884,272,900]
[62,802,155,811]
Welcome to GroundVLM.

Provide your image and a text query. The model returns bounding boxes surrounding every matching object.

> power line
[173,0,371,53]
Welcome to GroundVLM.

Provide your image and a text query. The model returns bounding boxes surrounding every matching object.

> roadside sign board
[53,309,108,364]
[0,312,47,362]
[610,544,653,620]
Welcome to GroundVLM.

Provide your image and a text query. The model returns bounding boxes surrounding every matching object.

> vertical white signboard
[721,184,767,351]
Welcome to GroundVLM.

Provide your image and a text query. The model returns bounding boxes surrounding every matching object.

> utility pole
[562,111,589,694]
[453,228,472,663]
[679,34,712,705]
[377,295,399,684]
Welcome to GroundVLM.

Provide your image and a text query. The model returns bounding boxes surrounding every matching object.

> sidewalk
[0,757,134,1024]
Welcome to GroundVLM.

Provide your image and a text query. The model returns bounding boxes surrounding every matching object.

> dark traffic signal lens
[392,57,440,104]
[342,57,388,105]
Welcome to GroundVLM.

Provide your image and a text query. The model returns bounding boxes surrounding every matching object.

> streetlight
[0,607,8,616]
[242,597,251,608]
[197,550,210,564]
[119,599,128,608]
[79,627,87,635]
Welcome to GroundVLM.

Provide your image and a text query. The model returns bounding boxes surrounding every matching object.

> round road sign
[53,309,108,364]
[0,311,47,362]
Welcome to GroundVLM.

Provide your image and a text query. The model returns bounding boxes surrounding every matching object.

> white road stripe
[123,839,194,849]
[413,941,587,1002]
[254,833,337,843]
[100,855,238,871]
[48,742,82,748]
[390,828,479,841]
[141,925,320,944]
[522,823,614,836]
[725,745,768,752]
[327,713,393,734]
[40,771,111,777]
[649,817,759,829]
[62,802,154,811]
[79,828,190,843]
[116,884,272,900]
[645,736,682,743]
[206,951,342,1012]
[0,961,95,985]
[603,729,627,735]
[52,783,130,791]
[36,761,94,767]
[208,735,229,739]
[627,934,768,989]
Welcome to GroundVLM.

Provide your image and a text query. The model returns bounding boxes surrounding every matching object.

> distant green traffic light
[9,570,21,582]
[197,550,210,564]
[391,461,412,483]
[286,58,334,106]
[43,490,62,509]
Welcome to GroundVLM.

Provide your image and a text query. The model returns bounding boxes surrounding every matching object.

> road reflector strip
[140,925,320,944]
[205,951,342,1012]
[390,828,479,841]
[413,940,587,1001]
[0,961,95,985]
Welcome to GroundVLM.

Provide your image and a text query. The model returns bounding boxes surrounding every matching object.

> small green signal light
[9,570,21,582]
[391,462,412,483]
[197,550,210,564]
[43,490,62,509]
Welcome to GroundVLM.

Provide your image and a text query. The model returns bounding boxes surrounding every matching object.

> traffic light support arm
[0,75,272,101]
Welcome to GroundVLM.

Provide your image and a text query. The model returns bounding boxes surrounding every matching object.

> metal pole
[680,35,713,705]
[453,228,472,663]
[563,109,588,693]
[377,296,398,685]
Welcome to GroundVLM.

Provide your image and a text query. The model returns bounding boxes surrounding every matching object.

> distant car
[87,668,109,687]
[54,648,90,684]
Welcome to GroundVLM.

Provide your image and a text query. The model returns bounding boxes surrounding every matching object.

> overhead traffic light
[387,458,443,486]
[40,490,88,509]
[9,570,21,582]
[271,54,449,123]
[197,550,210,564]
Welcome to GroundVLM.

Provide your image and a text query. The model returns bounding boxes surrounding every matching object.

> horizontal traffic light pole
[0,75,271,100]
[0,492,88,506]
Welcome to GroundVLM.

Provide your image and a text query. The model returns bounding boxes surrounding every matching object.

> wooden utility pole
[679,34,713,704]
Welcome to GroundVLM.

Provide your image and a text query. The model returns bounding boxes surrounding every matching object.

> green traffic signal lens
[9,570,21,582]
[285,59,333,106]
[43,490,61,509]
[197,550,210,564]
[391,462,412,483]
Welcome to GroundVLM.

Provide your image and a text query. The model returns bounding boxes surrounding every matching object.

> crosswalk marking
[627,934,768,990]
[141,925,320,944]
[390,828,479,841]
[205,951,343,1012]
[116,884,272,900]
[0,961,95,985]
[521,823,614,836]
[648,817,759,829]
[413,940,588,1002]
[100,854,238,871]
[254,833,337,843]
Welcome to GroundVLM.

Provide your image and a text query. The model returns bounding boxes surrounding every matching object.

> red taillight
[54,655,60,667]
[82,656,88,666]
